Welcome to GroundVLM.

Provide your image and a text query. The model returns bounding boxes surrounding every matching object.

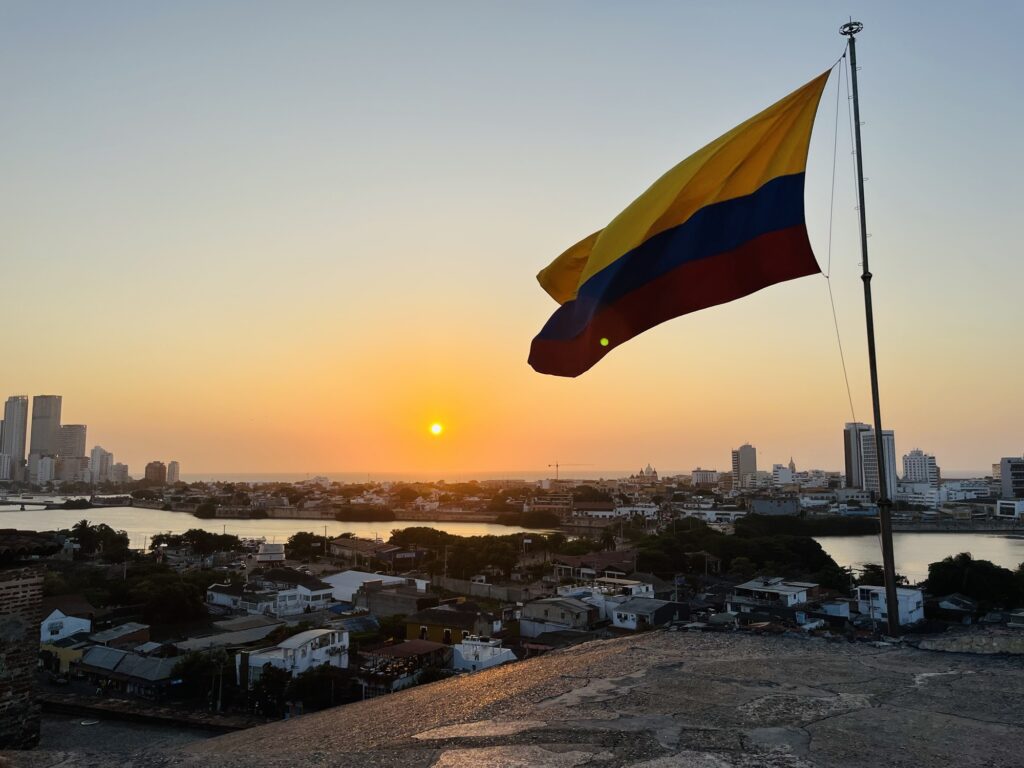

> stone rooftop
[6,629,1023,767]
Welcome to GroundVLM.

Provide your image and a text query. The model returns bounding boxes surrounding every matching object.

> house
[40,608,92,644]
[354,579,438,617]
[238,628,349,686]
[206,582,247,610]
[73,646,178,700]
[89,622,150,649]
[452,636,517,672]
[39,632,92,674]
[520,597,599,638]
[552,550,638,581]
[726,577,817,615]
[406,603,500,645]
[929,593,979,623]
[355,639,451,698]
[329,537,402,566]
[855,585,925,626]
[611,598,689,631]
[255,543,286,564]
[321,570,419,602]
[173,615,285,653]
[209,570,335,617]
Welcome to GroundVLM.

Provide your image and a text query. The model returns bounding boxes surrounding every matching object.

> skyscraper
[731,444,757,489]
[29,395,62,458]
[90,446,113,484]
[0,396,29,481]
[859,429,897,497]
[144,461,167,484]
[843,422,871,489]
[998,457,1024,500]
[58,424,87,458]
[167,460,180,484]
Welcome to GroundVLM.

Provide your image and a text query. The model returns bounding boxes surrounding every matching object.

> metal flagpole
[841,20,901,637]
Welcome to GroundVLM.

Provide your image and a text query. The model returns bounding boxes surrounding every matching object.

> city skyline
[2,4,1022,475]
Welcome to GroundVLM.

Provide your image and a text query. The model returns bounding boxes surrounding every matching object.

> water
[816,533,1024,583]
[0,505,551,550]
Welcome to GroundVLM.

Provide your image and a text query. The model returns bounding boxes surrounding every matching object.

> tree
[857,563,908,586]
[924,553,1021,609]
[599,526,617,551]
[287,531,324,560]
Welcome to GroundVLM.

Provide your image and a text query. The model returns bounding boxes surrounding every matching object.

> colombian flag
[529,71,831,377]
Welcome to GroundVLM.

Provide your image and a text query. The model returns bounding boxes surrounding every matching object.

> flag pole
[841,20,901,637]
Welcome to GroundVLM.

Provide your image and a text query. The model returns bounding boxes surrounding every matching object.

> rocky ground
[5,629,1023,767]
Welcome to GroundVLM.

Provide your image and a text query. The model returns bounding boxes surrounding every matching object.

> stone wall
[0,567,43,749]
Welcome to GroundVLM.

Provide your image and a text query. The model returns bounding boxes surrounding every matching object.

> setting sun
[430,422,443,436]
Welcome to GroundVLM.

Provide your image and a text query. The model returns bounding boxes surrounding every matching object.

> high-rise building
[0,454,11,483]
[144,461,167,484]
[36,456,56,484]
[29,395,62,459]
[57,456,90,483]
[998,457,1024,500]
[58,425,87,458]
[903,449,939,488]
[859,429,898,497]
[111,463,130,483]
[167,460,180,485]
[90,446,113,484]
[731,444,757,489]
[843,422,871,489]
[1,396,29,481]
[772,464,794,485]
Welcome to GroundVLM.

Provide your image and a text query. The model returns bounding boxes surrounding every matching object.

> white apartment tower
[167,460,180,485]
[731,444,757,489]
[902,449,939,488]
[90,446,114,484]
[859,429,898,498]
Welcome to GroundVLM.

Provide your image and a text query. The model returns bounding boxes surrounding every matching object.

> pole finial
[840,20,863,37]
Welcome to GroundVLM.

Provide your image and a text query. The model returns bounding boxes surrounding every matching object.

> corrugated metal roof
[81,646,127,671]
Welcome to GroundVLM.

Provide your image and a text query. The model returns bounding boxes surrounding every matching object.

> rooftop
[277,629,338,650]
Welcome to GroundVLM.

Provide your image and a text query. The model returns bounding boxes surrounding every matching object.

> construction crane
[547,462,592,481]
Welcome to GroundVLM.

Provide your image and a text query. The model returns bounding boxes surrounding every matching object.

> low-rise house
[452,636,517,672]
[208,570,334,617]
[611,598,689,630]
[929,593,979,623]
[406,603,500,645]
[39,632,91,674]
[552,550,638,581]
[726,577,817,615]
[255,542,286,564]
[855,585,925,626]
[520,597,599,638]
[355,639,451,698]
[238,628,349,686]
[89,622,150,649]
[329,537,402,566]
[74,646,178,700]
[40,608,92,644]
[321,570,423,602]
[354,579,438,617]
[174,615,285,653]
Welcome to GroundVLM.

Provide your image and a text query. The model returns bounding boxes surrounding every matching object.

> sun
[430,422,443,436]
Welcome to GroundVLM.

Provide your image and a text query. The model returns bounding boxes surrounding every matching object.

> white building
[895,481,940,509]
[615,503,660,520]
[256,543,286,564]
[902,450,939,487]
[40,609,92,643]
[90,446,113,484]
[772,464,795,486]
[320,570,429,602]
[726,577,816,614]
[998,457,1024,500]
[855,585,924,626]
[1,396,29,480]
[995,500,1024,519]
[690,468,720,486]
[111,463,130,483]
[36,456,56,484]
[238,628,348,685]
[167,460,180,484]
[859,429,898,497]
[452,636,516,672]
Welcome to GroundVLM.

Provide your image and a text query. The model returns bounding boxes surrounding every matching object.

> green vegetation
[193,501,217,518]
[734,514,878,538]
[287,531,328,560]
[388,527,522,579]
[494,510,561,528]
[924,552,1024,609]
[64,520,129,561]
[335,506,396,522]
[150,529,240,555]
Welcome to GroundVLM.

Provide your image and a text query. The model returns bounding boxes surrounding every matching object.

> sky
[1,1,1020,478]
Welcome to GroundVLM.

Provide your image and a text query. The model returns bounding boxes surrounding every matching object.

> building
[355,639,451,698]
[726,577,817,614]
[58,424,87,459]
[1,396,29,481]
[74,647,178,700]
[144,461,167,484]
[238,628,349,686]
[111,463,130,483]
[255,542,286,564]
[0,564,46,747]
[452,636,516,672]
[329,537,402,565]
[354,579,438,617]
[690,468,720,487]
[859,428,897,497]
[854,585,924,626]
[843,422,872,489]
[34,457,56,484]
[520,597,598,638]
[731,444,757,489]
[406,603,500,645]
[89,622,151,649]
[995,499,1024,519]
[998,457,1024,500]
[902,449,939,487]
[166,460,180,484]
[610,597,688,631]
[56,456,90,483]
[90,446,113,484]
[772,464,794,486]
[28,395,61,462]
[747,497,800,516]
[321,570,421,602]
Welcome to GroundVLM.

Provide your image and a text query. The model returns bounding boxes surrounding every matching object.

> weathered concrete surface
[5,630,1023,767]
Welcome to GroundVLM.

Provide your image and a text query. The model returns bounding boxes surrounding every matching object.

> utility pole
[841,19,901,637]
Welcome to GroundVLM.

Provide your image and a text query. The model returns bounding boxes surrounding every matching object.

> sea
[4,502,1022,582]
